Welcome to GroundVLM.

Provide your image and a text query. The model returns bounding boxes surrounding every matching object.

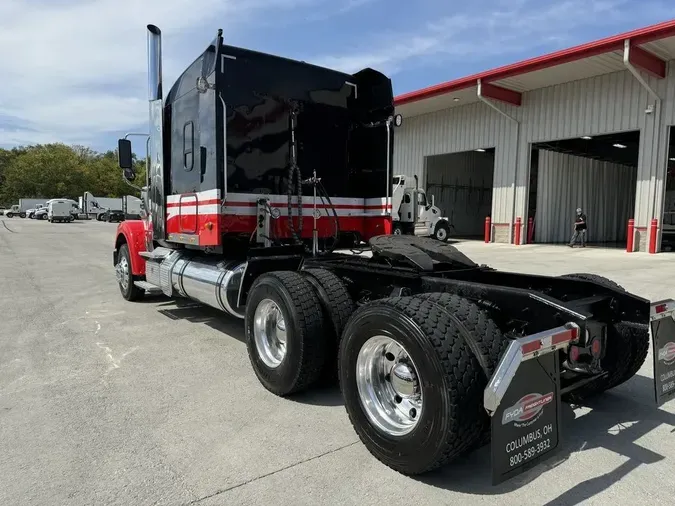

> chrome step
[139,246,173,260]
[134,280,164,294]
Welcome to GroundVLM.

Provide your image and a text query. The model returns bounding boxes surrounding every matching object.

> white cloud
[309,0,671,76]
[0,0,344,148]
[0,0,672,149]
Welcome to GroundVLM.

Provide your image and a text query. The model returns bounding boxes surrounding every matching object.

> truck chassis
[113,231,674,481]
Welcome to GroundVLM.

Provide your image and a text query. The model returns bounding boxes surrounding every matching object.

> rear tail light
[519,323,580,359]
[590,338,602,358]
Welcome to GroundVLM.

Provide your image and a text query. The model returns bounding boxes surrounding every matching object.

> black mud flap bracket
[650,299,675,407]
[484,323,580,486]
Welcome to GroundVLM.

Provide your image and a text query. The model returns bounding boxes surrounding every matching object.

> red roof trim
[395,19,675,106]
[628,43,667,78]
[480,82,522,106]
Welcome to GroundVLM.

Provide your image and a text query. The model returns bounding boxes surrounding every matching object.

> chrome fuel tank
[171,257,246,319]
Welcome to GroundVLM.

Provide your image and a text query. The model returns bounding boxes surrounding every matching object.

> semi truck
[112,24,675,484]
[79,192,120,221]
[4,205,26,218]
[80,192,140,222]
[391,174,452,241]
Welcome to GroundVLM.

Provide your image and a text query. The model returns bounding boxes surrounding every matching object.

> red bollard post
[649,218,658,254]
[626,218,634,253]
[514,217,522,245]
[484,217,491,243]
[527,217,534,244]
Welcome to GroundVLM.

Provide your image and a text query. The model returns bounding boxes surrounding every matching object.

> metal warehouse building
[393,19,675,252]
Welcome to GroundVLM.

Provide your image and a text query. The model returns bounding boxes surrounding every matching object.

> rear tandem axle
[113,234,674,484]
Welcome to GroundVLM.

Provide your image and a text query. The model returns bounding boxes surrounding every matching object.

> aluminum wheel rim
[116,256,129,290]
[356,335,423,437]
[253,299,287,369]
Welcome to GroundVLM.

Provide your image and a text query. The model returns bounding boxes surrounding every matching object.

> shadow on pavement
[416,374,673,503]
[288,385,344,407]
[147,294,674,498]
[155,298,246,343]
[152,297,345,406]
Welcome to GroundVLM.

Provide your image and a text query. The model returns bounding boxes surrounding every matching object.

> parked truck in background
[34,199,79,221]
[121,195,143,220]
[4,205,26,218]
[79,192,128,221]
[391,174,452,241]
[47,201,74,223]
[18,198,49,213]
[27,204,45,219]
[111,24,675,485]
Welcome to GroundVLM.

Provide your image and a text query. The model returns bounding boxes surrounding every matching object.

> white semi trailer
[79,192,142,222]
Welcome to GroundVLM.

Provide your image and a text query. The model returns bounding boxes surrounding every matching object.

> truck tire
[432,221,450,242]
[116,243,145,302]
[392,223,404,235]
[560,272,649,401]
[245,271,327,396]
[338,293,507,475]
[5,213,12,218]
[302,268,355,382]
[19,212,26,218]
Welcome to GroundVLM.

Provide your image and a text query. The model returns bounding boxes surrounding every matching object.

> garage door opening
[661,127,675,252]
[528,131,639,247]
[424,148,495,240]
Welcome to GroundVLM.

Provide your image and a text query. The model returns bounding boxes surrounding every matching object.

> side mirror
[393,114,403,127]
[118,139,134,170]
[431,195,435,207]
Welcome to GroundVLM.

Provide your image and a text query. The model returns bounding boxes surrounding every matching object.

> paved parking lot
[2,218,675,506]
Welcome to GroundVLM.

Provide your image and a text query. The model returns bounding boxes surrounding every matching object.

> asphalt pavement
[2,218,675,506]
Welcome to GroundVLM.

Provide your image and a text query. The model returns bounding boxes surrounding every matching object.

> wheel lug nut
[409,408,417,419]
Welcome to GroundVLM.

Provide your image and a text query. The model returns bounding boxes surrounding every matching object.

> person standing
[568,207,587,247]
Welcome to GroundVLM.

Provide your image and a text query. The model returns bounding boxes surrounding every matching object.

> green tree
[0,143,146,207]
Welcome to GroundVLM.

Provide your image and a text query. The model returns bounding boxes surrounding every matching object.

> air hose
[287,107,303,245]
[317,180,340,253]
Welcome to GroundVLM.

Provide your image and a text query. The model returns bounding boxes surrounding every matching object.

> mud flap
[484,323,580,486]
[650,299,675,407]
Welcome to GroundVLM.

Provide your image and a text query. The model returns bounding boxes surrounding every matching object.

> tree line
[0,143,147,207]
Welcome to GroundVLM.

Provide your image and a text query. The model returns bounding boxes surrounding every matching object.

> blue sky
[0,0,673,153]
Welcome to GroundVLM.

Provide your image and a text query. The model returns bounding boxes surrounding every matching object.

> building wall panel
[396,61,675,249]
[534,150,636,243]
[425,151,494,236]
[393,101,518,233]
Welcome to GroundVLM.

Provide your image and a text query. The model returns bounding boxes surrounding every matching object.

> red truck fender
[113,220,147,276]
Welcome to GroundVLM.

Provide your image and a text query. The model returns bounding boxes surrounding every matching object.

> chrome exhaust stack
[146,24,167,245]
[147,24,163,101]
